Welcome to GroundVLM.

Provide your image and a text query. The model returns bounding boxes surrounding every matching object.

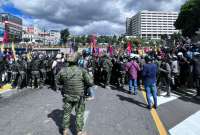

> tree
[174,0,200,37]
[60,28,70,44]
[112,35,117,44]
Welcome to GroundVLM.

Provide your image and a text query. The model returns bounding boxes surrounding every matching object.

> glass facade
[0,13,22,42]
[0,23,5,41]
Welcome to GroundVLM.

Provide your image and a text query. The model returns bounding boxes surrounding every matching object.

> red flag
[3,31,8,43]
[127,41,132,55]
[90,34,96,54]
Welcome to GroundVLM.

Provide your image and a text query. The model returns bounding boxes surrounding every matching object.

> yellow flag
[1,42,4,52]
[11,42,16,60]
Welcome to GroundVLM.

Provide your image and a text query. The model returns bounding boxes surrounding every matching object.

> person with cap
[142,56,158,109]
[171,55,180,90]
[52,53,64,74]
[52,53,64,89]
[55,52,93,135]
[125,54,140,95]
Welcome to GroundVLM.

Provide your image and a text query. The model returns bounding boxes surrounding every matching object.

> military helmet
[67,52,80,63]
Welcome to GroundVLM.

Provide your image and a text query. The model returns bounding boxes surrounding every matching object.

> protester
[125,55,140,95]
[142,56,158,109]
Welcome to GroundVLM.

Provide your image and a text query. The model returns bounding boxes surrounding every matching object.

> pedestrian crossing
[150,92,180,106]
[169,111,200,135]
[148,90,200,135]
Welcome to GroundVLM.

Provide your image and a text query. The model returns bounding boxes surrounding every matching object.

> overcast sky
[0,0,186,35]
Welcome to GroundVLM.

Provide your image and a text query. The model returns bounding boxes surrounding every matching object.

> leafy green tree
[60,28,70,43]
[112,35,117,44]
[174,0,200,37]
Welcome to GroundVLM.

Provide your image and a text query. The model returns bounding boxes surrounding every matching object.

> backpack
[54,61,63,75]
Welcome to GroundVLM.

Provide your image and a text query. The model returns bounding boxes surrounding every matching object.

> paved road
[0,86,199,135]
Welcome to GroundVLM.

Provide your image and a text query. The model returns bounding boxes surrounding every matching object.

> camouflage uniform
[56,54,93,133]
[30,58,41,88]
[39,58,47,85]
[17,59,27,88]
[102,56,113,87]
[116,59,125,87]
[10,61,19,87]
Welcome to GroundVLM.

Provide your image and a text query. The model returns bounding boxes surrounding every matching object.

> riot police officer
[16,56,27,89]
[30,55,41,89]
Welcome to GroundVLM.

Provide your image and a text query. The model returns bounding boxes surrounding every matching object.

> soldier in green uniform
[30,55,41,89]
[9,58,18,88]
[16,56,27,89]
[101,54,113,88]
[39,54,47,86]
[56,53,93,135]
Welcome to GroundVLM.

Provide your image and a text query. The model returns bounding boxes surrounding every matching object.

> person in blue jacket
[142,56,158,109]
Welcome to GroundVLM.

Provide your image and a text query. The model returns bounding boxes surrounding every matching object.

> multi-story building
[0,13,23,42]
[126,18,132,36]
[22,26,61,45]
[49,30,61,45]
[22,26,43,43]
[126,11,179,39]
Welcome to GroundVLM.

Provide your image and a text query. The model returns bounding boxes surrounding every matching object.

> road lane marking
[141,90,168,135]
[151,92,180,106]
[169,111,200,135]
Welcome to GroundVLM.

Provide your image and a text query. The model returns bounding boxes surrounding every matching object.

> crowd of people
[0,43,200,99]
[0,42,200,135]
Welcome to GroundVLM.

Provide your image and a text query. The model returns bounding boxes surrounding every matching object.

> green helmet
[67,52,80,63]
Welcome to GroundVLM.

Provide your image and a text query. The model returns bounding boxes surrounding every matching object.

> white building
[22,27,60,45]
[126,10,179,39]
[22,26,43,43]
[126,18,132,35]
[49,30,61,45]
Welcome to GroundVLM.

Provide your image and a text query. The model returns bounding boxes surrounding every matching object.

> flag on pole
[1,31,8,52]
[90,34,97,54]
[1,42,4,52]
[127,41,132,55]
[11,42,16,60]
[109,44,113,56]
[92,34,96,54]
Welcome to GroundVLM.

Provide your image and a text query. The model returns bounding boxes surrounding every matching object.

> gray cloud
[11,0,121,26]
[124,0,185,11]
[1,0,186,35]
